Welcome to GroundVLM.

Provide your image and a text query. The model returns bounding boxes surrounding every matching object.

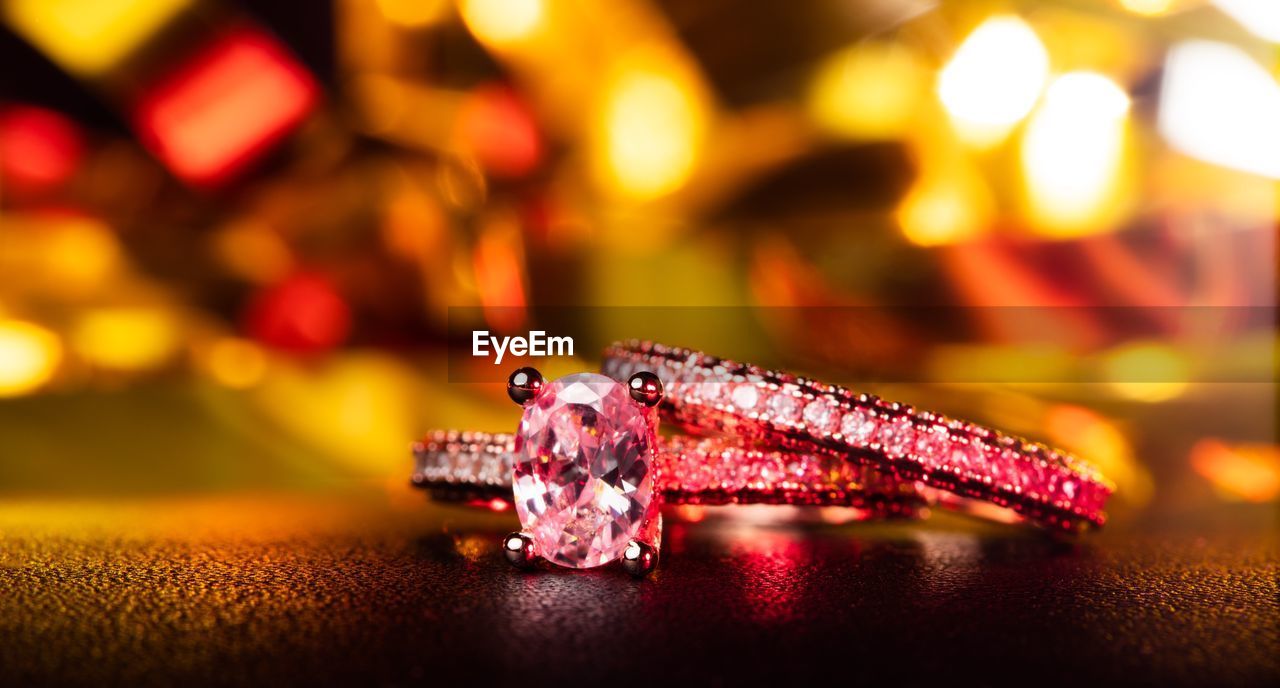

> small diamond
[802,398,838,434]
[730,384,760,411]
[767,391,801,425]
[879,418,915,455]
[719,450,749,491]
[756,456,787,487]
[997,450,1022,489]
[674,451,713,492]
[914,426,940,453]
[788,456,822,487]
[947,443,978,473]
[697,379,727,404]
[1028,462,1055,498]
[914,428,946,466]
[453,451,479,481]
[1060,477,1078,499]
[840,409,876,445]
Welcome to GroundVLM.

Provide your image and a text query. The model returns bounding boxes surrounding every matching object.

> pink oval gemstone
[512,373,658,569]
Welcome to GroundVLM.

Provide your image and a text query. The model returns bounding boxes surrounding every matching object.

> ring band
[602,340,1114,532]
[412,430,924,517]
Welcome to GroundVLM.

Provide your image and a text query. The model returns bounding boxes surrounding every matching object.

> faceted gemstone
[788,456,822,488]
[802,398,839,434]
[767,391,801,425]
[696,377,726,404]
[512,373,657,569]
[947,443,978,473]
[719,449,750,491]
[1059,476,1078,500]
[914,429,947,468]
[840,408,876,445]
[730,383,759,411]
[681,458,714,493]
[755,455,787,487]
[452,451,479,482]
[879,417,915,455]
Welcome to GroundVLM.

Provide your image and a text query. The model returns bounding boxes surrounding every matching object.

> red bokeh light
[130,26,317,188]
[456,84,541,178]
[0,105,84,194]
[244,273,352,355]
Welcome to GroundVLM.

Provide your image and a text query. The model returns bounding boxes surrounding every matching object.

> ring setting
[506,367,664,575]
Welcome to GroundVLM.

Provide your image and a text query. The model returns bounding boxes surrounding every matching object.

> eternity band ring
[411,368,923,577]
[601,340,1115,533]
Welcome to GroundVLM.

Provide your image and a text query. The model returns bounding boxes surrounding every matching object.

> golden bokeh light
[375,0,450,28]
[937,16,1049,147]
[0,216,124,297]
[1101,341,1190,402]
[211,221,294,284]
[252,354,418,475]
[2,0,190,75]
[43,217,124,293]
[897,163,994,246]
[1190,439,1280,503]
[0,319,62,397]
[595,59,707,200]
[71,307,179,371]
[1021,71,1132,237]
[1118,0,1176,16]
[808,43,926,140]
[205,337,269,389]
[459,0,543,46]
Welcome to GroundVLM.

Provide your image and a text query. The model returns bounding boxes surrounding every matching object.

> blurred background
[0,0,1275,532]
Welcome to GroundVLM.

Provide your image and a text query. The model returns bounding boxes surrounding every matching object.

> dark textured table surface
[0,496,1276,688]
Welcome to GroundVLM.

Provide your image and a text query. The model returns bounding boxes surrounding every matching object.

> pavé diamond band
[601,340,1114,532]
[412,431,923,511]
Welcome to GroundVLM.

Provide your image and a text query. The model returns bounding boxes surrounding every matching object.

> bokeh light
[1102,342,1190,403]
[1211,0,1280,42]
[71,307,179,372]
[375,0,450,29]
[204,337,268,389]
[2,0,190,75]
[455,85,541,178]
[245,274,352,355]
[897,163,993,246]
[1159,40,1280,179]
[459,0,543,46]
[131,27,318,186]
[595,58,706,200]
[937,16,1049,147]
[1191,439,1280,502]
[0,319,62,397]
[1118,0,1176,16]
[1021,71,1131,237]
[0,106,84,193]
[808,43,926,140]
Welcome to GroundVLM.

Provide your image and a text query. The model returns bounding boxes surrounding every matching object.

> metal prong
[502,531,538,570]
[507,368,544,406]
[621,511,661,577]
[621,540,658,577]
[626,371,663,407]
